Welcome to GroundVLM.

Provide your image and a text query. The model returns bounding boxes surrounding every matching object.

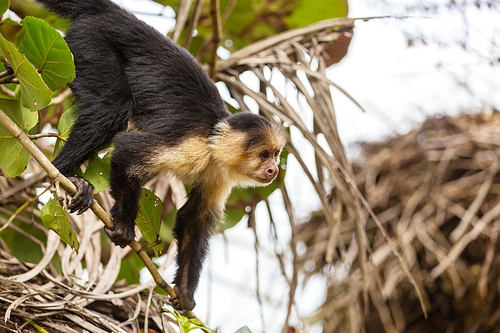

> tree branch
[196,0,237,62]
[28,132,65,140]
[208,0,222,80]
[182,0,203,49]
[170,0,193,44]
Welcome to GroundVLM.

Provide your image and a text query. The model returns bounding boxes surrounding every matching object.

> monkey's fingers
[67,176,95,214]
[104,224,135,248]
[169,297,186,314]
[170,285,195,314]
[169,296,189,315]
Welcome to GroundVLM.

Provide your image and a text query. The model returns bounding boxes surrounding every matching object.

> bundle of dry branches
[299,111,500,332]
[0,194,182,332]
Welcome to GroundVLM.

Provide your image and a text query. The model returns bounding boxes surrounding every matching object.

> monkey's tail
[36,0,111,20]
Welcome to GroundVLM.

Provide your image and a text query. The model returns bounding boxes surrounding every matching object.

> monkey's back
[62,0,230,144]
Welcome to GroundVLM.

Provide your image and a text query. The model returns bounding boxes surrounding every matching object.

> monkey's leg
[172,184,218,312]
[107,132,163,247]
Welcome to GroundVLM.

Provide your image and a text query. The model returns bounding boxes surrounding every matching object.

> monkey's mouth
[256,177,274,184]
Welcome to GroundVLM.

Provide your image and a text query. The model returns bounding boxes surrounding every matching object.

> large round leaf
[18,16,75,91]
[0,33,51,110]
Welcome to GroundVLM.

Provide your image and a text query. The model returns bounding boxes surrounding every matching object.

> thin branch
[170,0,193,44]
[249,207,266,332]
[208,0,222,80]
[28,132,66,141]
[0,74,17,85]
[195,0,238,61]
[48,88,72,106]
[0,85,15,98]
[280,186,298,333]
[182,0,203,49]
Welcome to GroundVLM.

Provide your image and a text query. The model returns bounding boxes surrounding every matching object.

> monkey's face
[238,146,282,187]
[255,148,281,183]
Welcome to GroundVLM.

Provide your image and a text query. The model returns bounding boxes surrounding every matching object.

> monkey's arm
[172,183,219,312]
[106,132,163,247]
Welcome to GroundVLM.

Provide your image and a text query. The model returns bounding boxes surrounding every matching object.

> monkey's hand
[67,176,95,214]
[170,285,196,314]
[104,223,135,248]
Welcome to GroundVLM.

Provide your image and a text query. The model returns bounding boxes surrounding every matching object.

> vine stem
[0,108,207,325]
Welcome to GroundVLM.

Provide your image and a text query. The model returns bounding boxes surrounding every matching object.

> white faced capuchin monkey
[36,0,287,312]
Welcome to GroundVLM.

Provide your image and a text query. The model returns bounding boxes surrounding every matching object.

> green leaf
[135,188,163,256]
[29,111,41,135]
[117,253,144,285]
[53,107,75,158]
[18,16,75,91]
[0,98,38,177]
[0,0,9,17]
[234,327,252,333]
[159,207,176,243]
[285,0,348,28]
[221,208,246,231]
[152,0,178,7]
[0,210,46,264]
[80,153,111,192]
[41,196,79,252]
[0,32,51,110]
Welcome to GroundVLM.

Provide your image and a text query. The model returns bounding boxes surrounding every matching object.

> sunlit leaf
[0,0,9,17]
[0,32,51,110]
[41,196,79,252]
[82,152,111,192]
[18,16,75,91]
[285,0,348,28]
[117,253,144,285]
[53,107,75,158]
[135,188,163,256]
[0,98,38,177]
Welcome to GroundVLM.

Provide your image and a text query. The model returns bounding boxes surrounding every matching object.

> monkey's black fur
[38,0,286,312]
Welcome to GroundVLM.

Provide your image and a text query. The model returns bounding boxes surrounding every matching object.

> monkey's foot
[105,223,135,248]
[67,176,94,214]
[170,285,196,314]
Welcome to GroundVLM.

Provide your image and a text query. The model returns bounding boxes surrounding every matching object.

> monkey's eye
[274,150,280,158]
[260,151,270,159]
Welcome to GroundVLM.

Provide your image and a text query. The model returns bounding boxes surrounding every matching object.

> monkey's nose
[266,165,279,179]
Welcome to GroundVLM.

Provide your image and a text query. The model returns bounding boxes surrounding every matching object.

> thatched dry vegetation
[299,111,500,332]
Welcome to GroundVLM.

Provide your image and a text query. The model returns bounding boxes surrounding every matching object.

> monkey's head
[210,113,287,187]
